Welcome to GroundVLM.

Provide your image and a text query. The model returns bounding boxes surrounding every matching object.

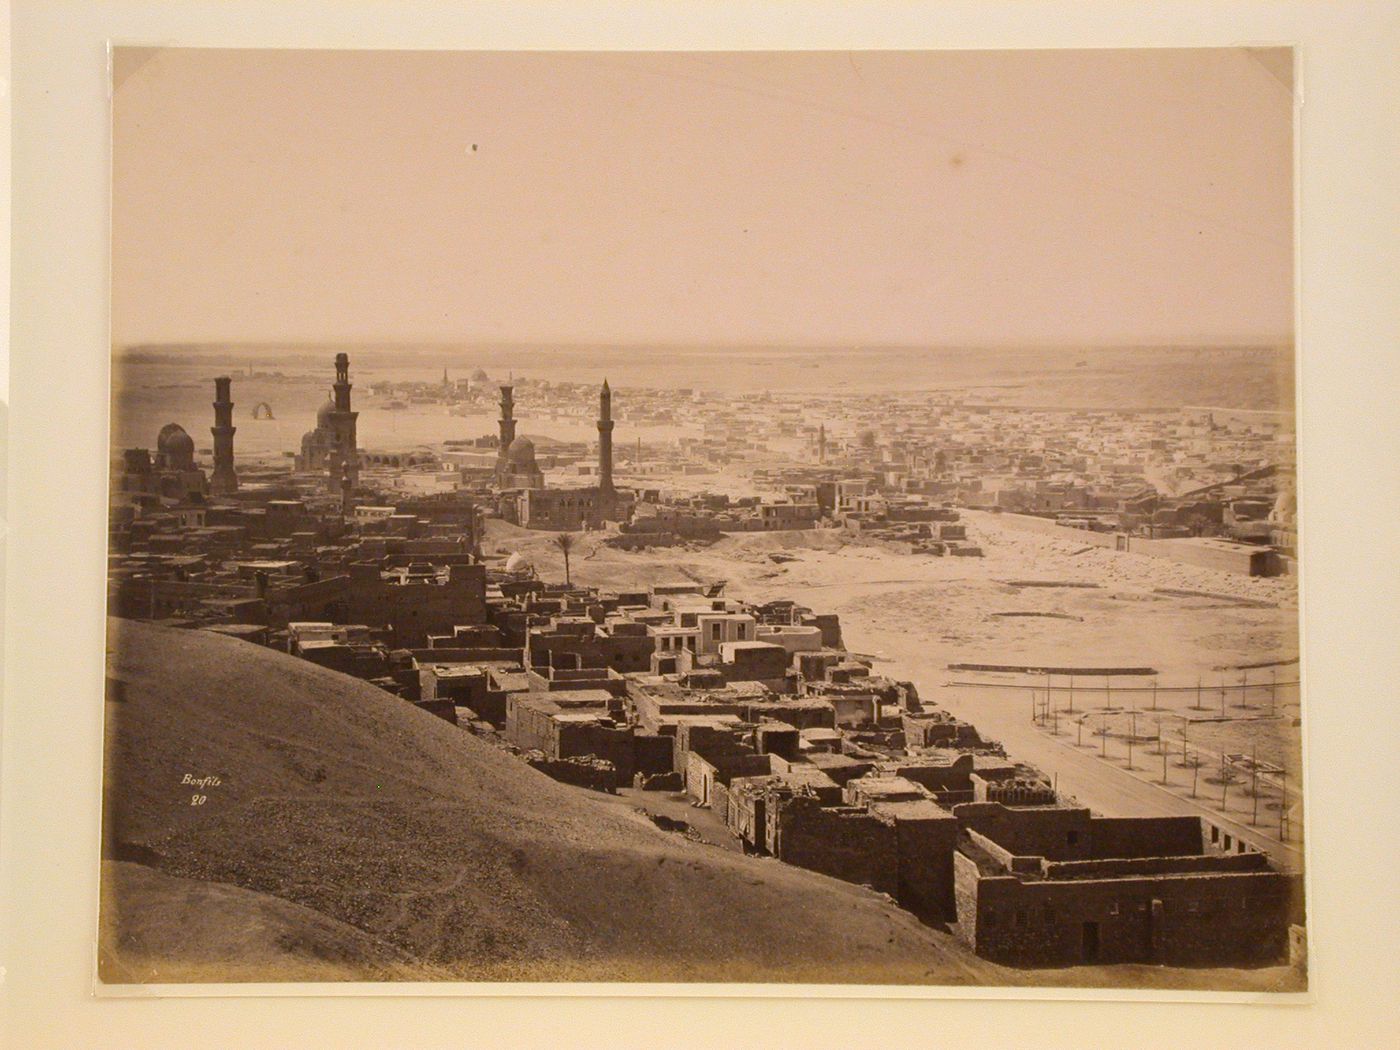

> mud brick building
[902,709,984,750]
[505,689,636,787]
[951,809,1301,966]
[625,677,747,734]
[526,616,655,675]
[418,663,489,711]
[340,561,487,648]
[717,640,793,691]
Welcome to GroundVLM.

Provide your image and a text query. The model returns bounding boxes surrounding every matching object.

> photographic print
[100,47,1304,990]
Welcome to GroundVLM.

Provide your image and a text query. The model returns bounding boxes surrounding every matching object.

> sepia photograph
[97,46,1307,992]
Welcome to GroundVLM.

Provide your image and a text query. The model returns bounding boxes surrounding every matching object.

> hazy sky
[112,48,1294,348]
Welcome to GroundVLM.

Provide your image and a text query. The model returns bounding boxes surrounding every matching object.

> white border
[6,3,1398,1048]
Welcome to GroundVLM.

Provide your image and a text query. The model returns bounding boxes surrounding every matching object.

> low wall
[1042,852,1267,880]
[989,513,1277,577]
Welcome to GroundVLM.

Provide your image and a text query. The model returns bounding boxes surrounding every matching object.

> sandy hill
[101,617,1000,985]
[100,618,1302,992]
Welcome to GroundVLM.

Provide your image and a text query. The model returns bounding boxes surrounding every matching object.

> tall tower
[339,459,354,517]
[498,384,517,452]
[818,423,827,465]
[210,376,239,494]
[598,379,615,499]
[330,353,359,487]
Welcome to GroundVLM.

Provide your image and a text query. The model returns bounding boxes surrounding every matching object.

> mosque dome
[504,551,533,574]
[156,423,195,467]
[505,436,539,470]
[316,397,338,426]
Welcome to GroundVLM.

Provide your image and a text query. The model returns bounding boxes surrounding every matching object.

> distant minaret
[498,384,516,451]
[210,376,239,494]
[330,353,359,488]
[598,379,616,500]
[339,459,354,517]
[818,423,827,465]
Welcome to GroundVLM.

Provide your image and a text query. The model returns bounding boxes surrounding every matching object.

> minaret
[339,459,354,517]
[498,384,516,452]
[330,353,359,487]
[210,376,239,494]
[818,423,827,465]
[598,379,615,499]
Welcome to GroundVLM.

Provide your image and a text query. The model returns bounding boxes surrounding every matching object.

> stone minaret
[210,375,239,494]
[340,459,354,517]
[330,353,359,487]
[818,423,827,465]
[598,379,616,499]
[498,384,517,452]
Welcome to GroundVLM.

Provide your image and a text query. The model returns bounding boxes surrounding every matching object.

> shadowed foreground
[99,618,1301,990]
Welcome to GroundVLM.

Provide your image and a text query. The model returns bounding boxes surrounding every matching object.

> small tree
[554,532,575,586]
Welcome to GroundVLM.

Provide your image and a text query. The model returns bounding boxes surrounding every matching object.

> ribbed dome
[156,423,195,467]
[316,397,338,426]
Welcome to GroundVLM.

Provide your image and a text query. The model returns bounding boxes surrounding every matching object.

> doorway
[1082,921,1101,962]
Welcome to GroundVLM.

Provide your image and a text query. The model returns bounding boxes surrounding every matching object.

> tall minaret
[498,384,516,452]
[818,423,827,465]
[210,376,239,494]
[330,353,359,487]
[598,379,616,500]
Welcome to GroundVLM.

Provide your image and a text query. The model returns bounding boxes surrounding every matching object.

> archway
[252,402,275,420]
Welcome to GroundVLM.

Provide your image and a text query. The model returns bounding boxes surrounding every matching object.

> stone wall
[554,720,636,786]
[526,755,617,794]
[769,795,898,897]
[1088,816,1206,859]
[952,802,1096,861]
[881,806,960,919]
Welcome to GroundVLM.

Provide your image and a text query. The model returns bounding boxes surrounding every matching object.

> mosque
[114,375,242,505]
[112,423,209,503]
[493,383,545,490]
[296,352,360,491]
[494,378,629,530]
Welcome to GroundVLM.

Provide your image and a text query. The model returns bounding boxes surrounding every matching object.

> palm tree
[554,532,575,586]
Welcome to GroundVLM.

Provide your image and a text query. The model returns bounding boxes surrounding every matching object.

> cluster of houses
[270,572,1300,970]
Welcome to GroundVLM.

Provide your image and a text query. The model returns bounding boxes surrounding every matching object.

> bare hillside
[100,618,998,984]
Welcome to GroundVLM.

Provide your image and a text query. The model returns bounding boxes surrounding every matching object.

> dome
[156,423,195,468]
[316,397,338,426]
[505,437,538,469]
[504,551,532,574]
